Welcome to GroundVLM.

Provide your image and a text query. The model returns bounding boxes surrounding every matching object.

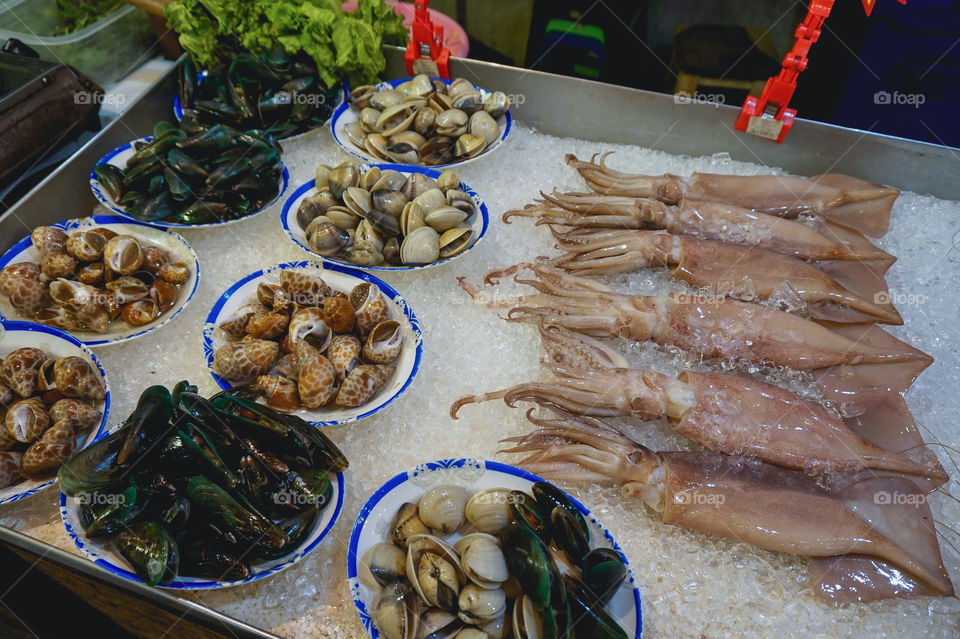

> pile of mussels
[94,121,284,225]
[179,52,341,140]
[58,383,348,586]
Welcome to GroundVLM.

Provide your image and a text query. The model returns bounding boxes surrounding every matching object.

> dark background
[446,0,960,147]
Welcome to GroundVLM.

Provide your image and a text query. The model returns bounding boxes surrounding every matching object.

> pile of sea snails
[0,226,191,333]
[0,346,105,488]
[213,270,401,412]
[298,163,477,267]
[346,75,508,166]
[362,482,630,639]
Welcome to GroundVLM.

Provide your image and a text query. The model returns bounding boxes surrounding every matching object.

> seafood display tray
[0,48,958,639]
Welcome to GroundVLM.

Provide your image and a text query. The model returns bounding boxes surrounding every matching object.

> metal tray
[0,46,957,637]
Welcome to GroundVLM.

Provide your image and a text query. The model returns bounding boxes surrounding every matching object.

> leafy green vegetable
[54,0,122,36]
[164,0,408,88]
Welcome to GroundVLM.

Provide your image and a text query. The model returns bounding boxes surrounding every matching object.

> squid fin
[811,260,902,325]
[810,174,899,238]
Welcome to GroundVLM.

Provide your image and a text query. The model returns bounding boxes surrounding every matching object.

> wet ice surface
[2,123,960,638]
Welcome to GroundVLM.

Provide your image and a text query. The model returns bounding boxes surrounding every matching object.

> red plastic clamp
[404,0,451,79]
[735,0,835,143]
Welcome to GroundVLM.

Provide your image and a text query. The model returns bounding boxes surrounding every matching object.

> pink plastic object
[342,1,469,58]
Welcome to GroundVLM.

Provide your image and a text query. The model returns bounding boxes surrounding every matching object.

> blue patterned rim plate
[60,469,344,589]
[280,163,490,272]
[0,215,200,347]
[89,136,289,229]
[347,458,643,639]
[0,321,111,504]
[201,260,423,426]
[330,77,512,169]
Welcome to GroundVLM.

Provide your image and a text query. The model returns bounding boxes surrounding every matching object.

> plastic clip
[404,0,451,79]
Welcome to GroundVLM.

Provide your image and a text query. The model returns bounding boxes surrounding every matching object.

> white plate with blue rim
[330,77,512,169]
[59,467,344,589]
[0,321,111,504]
[0,215,200,348]
[347,458,642,639]
[90,136,289,229]
[280,163,490,272]
[202,260,423,426]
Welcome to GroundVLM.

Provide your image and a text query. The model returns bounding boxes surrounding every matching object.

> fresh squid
[504,191,894,267]
[499,409,954,603]
[461,264,931,384]
[450,324,946,484]
[545,228,899,324]
[565,153,899,237]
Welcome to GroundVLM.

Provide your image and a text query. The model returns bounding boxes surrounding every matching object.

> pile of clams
[345,75,508,166]
[212,269,401,413]
[0,346,105,488]
[361,481,630,639]
[0,226,191,333]
[297,163,477,267]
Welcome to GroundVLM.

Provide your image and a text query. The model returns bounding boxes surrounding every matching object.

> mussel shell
[114,521,179,586]
[499,523,551,610]
[582,547,628,606]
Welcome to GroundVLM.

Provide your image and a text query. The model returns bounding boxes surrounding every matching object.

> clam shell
[464,489,513,534]
[400,202,425,236]
[458,584,505,624]
[417,484,467,535]
[370,88,403,110]
[306,217,351,256]
[454,534,508,589]
[439,227,473,259]
[371,169,408,192]
[469,110,499,146]
[437,170,460,193]
[425,206,468,233]
[400,226,440,265]
[391,502,429,549]
[413,188,447,215]
[343,186,373,217]
[454,134,485,159]
[360,542,407,589]
[360,166,382,190]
